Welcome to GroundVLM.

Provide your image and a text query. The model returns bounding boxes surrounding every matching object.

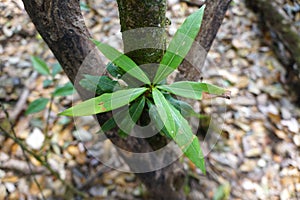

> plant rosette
[60,6,230,173]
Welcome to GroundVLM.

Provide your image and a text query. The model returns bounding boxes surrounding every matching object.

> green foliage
[147,100,170,138]
[60,7,230,172]
[213,182,231,200]
[26,57,74,115]
[100,97,145,133]
[79,75,118,95]
[59,88,147,116]
[158,81,203,100]
[153,5,205,84]
[92,39,151,84]
[51,63,63,77]
[106,62,125,78]
[31,56,50,75]
[26,98,49,115]
[165,95,206,118]
[53,82,74,97]
[158,81,229,100]
[152,89,205,172]
[43,79,53,88]
[117,96,145,137]
[80,2,90,11]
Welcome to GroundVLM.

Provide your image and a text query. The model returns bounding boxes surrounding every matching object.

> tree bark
[117,0,166,66]
[22,0,231,199]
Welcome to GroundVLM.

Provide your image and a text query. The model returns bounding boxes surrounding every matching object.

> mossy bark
[117,0,166,65]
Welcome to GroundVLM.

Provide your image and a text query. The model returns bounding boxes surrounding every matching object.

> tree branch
[179,0,232,82]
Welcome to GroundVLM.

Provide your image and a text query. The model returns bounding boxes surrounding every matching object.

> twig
[41,94,54,153]
[0,104,88,198]
[44,94,54,135]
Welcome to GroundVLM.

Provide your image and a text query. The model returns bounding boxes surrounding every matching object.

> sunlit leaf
[199,83,228,96]
[59,87,147,116]
[92,39,151,84]
[31,56,50,75]
[158,81,202,100]
[153,6,205,83]
[158,81,227,100]
[25,98,49,115]
[152,88,178,137]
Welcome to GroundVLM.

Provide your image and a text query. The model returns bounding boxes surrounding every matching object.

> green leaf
[99,97,145,133]
[92,39,151,84]
[59,87,147,116]
[101,97,145,132]
[152,88,205,173]
[117,96,145,134]
[30,56,50,75]
[147,100,171,138]
[158,81,227,100]
[213,183,231,200]
[197,83,227,95]
[25,98,49,115]
[53,82,75,97]
[58,116,71,125]
[106,62,125,78]
[106,63,140,88]
[43,79,53,88]
[80,2,89,11]
[100,117,117,133]
[165,95,205,118]
[52,63,62,77]
[79,75,118,95]
[79,75,98,93]
[158,81,202,100]
[152,89,178,138]
[153,6,205,84]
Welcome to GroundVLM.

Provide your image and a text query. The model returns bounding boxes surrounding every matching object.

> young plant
[60,6,229,173]
[26,56,74,115]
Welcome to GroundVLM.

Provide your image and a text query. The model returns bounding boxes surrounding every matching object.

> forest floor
[0,0,300,199]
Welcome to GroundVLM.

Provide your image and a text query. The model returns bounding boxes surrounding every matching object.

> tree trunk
[115,1,186,199]
[22,0,231,199]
